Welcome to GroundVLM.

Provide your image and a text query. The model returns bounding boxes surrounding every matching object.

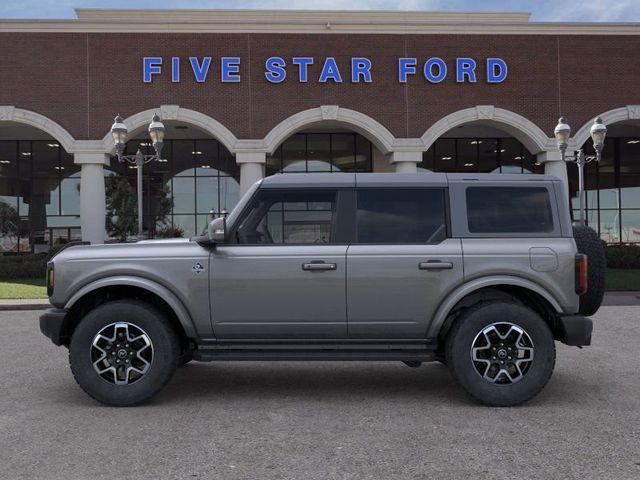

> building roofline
[0,9,639,35]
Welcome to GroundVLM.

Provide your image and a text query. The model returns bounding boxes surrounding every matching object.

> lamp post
[110,114,166,238]
[554,116,607,226]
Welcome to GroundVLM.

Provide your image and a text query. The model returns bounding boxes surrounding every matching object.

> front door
[346,187,463,338]
[210,188,348,339]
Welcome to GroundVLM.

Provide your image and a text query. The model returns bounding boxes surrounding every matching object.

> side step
[193,341,437,362]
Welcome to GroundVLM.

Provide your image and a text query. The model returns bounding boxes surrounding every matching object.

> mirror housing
[194,216,226,246]
[208,217,227,243]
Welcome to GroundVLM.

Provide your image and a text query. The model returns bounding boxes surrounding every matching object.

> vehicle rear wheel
[69,300,179,406]
[445,301,555,407]
[572,224,606,316]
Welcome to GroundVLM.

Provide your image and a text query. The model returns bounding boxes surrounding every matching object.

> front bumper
[39,308,68,346]
[558,315,593,346]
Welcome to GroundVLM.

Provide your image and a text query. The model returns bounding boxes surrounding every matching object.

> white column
[237,151,266,196]
[390,151,422,173]
[537,151,569,194]
[75,152,109,244]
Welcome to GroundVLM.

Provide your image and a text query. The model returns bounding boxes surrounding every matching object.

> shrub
[605,244,640,269]
[0,253,48,280]
[155,226,185,239]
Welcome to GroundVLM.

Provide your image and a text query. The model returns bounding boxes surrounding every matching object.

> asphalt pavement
[1,307,639,480]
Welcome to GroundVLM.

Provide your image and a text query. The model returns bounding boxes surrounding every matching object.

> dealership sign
[142,56,508,84]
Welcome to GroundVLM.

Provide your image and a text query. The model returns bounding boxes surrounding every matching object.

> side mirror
[208,217,226,243]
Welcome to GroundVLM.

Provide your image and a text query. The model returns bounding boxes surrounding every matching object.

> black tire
[69,300,179,406]
[445,301,556,407]
[573,224,606,316]
[177,350,193,367]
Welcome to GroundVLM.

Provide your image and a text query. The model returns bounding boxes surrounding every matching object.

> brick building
[0,9,639,249]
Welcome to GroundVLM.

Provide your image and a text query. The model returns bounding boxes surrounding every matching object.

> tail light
[46,263,54,297]
[575,254,588,295]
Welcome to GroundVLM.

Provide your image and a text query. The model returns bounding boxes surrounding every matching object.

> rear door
[346,187,463,338]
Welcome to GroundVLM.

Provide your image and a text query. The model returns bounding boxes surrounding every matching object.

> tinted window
[356,189,447,243]
[236,190,335,244]
[466,186,554,233]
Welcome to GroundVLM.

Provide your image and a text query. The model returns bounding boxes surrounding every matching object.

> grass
[0,278,47,299]
[605,269,640,292]
[0,270,637,300]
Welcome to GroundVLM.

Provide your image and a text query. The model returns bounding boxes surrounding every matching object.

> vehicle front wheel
[69,300,179,406]
[445,301,556,407]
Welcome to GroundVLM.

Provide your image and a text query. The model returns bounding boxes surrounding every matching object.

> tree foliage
[105,175,173,241]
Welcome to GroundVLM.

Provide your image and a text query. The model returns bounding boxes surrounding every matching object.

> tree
[0,200,21,250]
[105,175,173,241]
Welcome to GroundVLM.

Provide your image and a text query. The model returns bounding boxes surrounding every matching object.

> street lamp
[110,113,165,238]
[554,116,607,225]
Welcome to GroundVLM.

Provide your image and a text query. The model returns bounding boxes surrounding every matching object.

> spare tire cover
[572,224,606,316]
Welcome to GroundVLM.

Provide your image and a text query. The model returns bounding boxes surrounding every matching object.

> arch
[421,105,553,154]
[0,106,76,152]
[100,105,239,155]
[263,106,396,155]
[572,105,640,148]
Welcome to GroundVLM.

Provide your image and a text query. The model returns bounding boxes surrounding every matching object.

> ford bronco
[39,173,605,406]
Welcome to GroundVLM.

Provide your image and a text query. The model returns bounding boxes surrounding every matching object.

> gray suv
[39,173,601,407]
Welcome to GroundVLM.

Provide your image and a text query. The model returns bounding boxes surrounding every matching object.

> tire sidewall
[69,301,178,406]
[446,302,556,407]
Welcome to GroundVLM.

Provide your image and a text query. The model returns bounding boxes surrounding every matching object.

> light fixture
[192,151,203,155]
[553,115,607,226]
[54,166,65,170]
[200,165,211,169]
[110,112,167,239]
[441,156,452,160]
[110,115,128,155]
[627,139,640,144]
[47,143,59,148]
[21,152,31,156]
[464,163,475,167]
[0,160,10,164]
[554,117,571,155]
[590,117,607,154]
[514,156,522,160]
[148,113,165,156]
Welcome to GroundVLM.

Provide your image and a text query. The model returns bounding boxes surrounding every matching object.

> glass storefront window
[107,138,240,240]
[267,132,373,174]
[568,136,640,244]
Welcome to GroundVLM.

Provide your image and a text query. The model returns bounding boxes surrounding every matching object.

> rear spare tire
[572,224,606,316]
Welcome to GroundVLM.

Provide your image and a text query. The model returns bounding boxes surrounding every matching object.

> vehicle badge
[192,262,205,275]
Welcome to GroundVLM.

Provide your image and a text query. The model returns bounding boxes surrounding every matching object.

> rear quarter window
[466,186,554,234]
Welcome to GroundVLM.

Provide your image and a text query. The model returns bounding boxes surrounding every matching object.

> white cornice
[0,9,639,35]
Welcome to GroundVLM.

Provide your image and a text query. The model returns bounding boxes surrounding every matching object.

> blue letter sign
[189,57,211,83]
[265,57,287,83]
[143,57,162,83]
[487,58,508,83]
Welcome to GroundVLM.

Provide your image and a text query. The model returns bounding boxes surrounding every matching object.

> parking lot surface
[1,307,639,480]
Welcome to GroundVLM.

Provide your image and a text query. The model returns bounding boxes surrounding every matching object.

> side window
[466,186,554,234]
[235,190,336,244]
[356,188,447,243]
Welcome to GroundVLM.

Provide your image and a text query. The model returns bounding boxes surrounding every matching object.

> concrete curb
[0,300,51,311]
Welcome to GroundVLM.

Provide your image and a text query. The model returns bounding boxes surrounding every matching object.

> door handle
[302,261,337,272]
[419,261,454,270]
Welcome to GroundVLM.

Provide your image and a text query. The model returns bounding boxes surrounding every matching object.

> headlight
[46,263,54,297]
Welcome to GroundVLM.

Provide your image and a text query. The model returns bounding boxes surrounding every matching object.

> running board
[193,341,437,362]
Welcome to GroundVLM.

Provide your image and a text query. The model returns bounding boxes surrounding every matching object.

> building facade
[1,9,640,251]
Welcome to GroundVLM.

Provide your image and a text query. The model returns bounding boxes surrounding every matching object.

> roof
[259,172,558,189]
[0,9,639,35]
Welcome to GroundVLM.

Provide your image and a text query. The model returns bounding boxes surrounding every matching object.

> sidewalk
[1,292,639,312]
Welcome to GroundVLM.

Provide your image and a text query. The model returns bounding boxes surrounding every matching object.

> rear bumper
[39,308,68,346]
[558,315,593,346]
